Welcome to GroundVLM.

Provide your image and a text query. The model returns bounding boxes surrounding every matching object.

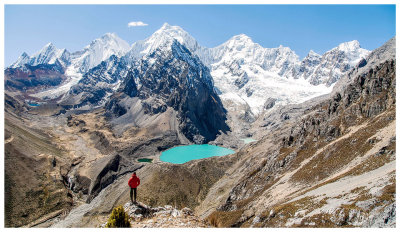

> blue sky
[4,4,396,66]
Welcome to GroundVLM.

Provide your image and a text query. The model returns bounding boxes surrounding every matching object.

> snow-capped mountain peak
[124,23,203,64]
[84,32,130,55]
[71,32,130,73]
[20,51,29,57]
[159,22,173,30]
[221,34,258,52]
[232,33,253,41]
[337,40,361,52]
[334,40,370,66]
[307,50,321,58]
[210,34,300,79]
[157,23,187,35]
[10,52,30,68]
[301,40,370,86]
[327,40,369,60]
[9,42,71,68]
[31,42,66,65]
[102,32,119,39]
[147,23,199,52]
[34,42,56,54]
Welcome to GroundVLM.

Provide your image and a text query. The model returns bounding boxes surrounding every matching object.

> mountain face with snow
[105,39,229,143]
[205,34,319,115]
[62,55,129,108]
[297,40,370,86]
[6,32,131,100]
[203,35,369,115]
[65,23,209,108]
[124,23,207,63]
[209,34,299,78]
[10,32,130,74]
[10,43,71,69]
[70,33,131,74]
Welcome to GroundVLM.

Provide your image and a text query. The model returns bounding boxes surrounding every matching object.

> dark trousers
[130,188,137,203]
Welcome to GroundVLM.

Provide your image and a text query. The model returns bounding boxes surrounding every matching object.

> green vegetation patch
[138,158,153,163]
[105,205,131,228]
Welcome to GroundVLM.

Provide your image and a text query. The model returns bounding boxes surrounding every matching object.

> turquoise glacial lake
[28,102,40,107]
[160,144,235,164]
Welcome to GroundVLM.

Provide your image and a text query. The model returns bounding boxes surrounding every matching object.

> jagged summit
[230,33,253,41]
[337,40,361,52]
[123,23,204,66]
[9,32,130,74]
[158,22,181,32]
[10,42,70,69]
[86,32,129,50]
[70,32,130,73]
[297,40,370,86]
[332,36,396,95]
[102,32,119,38]
[145,23,198,51]
[35,42,56,53]
[10,52,30,68]
[327,40,369,66]
[307,50,321,57]
[220,33,293,53]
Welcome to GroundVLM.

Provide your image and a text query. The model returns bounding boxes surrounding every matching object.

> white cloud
[128,21,148,27]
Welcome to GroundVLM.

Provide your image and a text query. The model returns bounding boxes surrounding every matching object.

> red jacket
[128,173,140,188]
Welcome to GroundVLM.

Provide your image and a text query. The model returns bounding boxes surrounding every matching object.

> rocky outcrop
[87,155,143,203]
[263,98,277,110]
[100,202,208,228]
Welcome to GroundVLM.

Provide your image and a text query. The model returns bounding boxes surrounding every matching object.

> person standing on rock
[128,172,140,204]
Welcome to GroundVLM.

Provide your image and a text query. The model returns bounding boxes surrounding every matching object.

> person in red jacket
[128,172,140,204]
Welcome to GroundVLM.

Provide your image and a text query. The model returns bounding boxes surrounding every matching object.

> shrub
[105,205,131,228]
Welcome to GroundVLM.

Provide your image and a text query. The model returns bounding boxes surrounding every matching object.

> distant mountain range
[7,23,369,116]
